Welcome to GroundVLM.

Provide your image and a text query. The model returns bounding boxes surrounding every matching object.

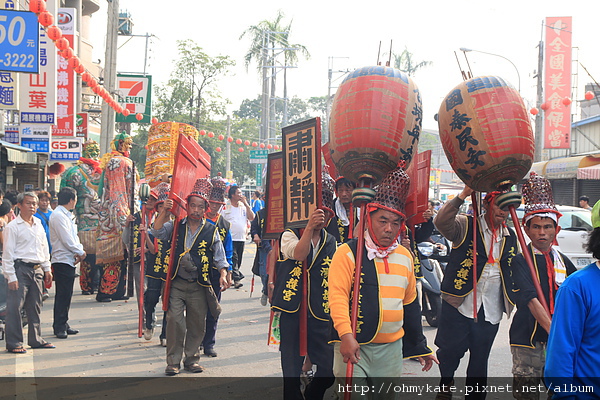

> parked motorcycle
[418,241,446,327]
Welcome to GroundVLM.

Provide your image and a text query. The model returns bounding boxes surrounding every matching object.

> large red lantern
[437,76,534,192]
[29,0,46,13]
[38,12,54,27]
[46,26,62,41]
[329,66,422,185]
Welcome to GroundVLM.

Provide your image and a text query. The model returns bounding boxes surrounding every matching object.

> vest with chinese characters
[406,226,423,279]
[147,237,169,281]
[441,215,518,301]
[208,215,230,284]
[329,239,381,344]
[172,219,217,287]
[271,228,337,321]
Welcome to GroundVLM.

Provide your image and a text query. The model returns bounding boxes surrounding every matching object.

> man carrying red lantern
[329,164,437,397]
[434,187,518,400]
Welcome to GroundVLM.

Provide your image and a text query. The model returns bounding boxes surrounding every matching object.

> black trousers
[52,263,76,334]
[279,311,334,400]
[202,277,222,350]
[231,241,245,282]
[435,300,500,400]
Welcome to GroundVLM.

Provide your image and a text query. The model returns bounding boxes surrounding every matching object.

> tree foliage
[153,40,235,126]
[393,47,432,76]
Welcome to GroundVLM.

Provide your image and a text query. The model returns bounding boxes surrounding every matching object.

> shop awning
[0,140,38,164]
[528,161,547,177]
[578,164,600,180]
[545,155,600,179]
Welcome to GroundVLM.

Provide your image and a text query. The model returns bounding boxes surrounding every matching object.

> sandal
[7,347,27,354]
[31,342,55,349]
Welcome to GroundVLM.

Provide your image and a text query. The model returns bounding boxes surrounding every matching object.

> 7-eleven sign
[115,74,152,123]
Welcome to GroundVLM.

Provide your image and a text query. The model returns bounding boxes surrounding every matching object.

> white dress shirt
[457,216,508,324]
[2,215,51,283]
[49,205,85,267]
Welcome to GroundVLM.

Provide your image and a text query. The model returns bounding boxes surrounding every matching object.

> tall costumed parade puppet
[60,139,103,295]
[95,133,138,302]
[328,65,424,392]
[436,75,548,316]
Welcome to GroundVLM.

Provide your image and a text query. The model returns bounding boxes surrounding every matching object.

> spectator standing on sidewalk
[4,192,54,353]
[50,187,86,339]
[223,185,254,288]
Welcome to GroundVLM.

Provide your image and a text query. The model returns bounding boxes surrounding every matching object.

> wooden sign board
[264,152,285,240]
[169,133,211,219]
[282,118,322,229]
[405,150,431,226]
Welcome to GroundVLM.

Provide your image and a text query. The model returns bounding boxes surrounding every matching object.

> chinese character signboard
[115,74,152,123]
[50,137,81,161]
[76,112,88,138]
[4,123,18,143]
[544,16,572,149]
[52,8,76,136]
[0,10,39,73]
[0,3,19,109]
[264,151,284,240]
[21,124,50,152]
[282,117,322,229]
[19,0,57,124]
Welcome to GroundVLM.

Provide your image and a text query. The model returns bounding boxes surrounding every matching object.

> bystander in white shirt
[49,205,85,267]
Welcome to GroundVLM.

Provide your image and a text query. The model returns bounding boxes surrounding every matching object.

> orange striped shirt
[329,243,417,344]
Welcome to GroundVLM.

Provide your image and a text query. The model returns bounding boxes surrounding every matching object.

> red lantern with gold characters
[437,76,534,192]
[329,66,422,185]
[55,37,69,51]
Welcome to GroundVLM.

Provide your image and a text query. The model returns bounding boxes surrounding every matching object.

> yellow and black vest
[441,215,518,302]
[172,219,217,287]
[271,228,337,321]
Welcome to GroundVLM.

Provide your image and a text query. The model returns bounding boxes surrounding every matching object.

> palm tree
[240,10,310,142]
[393,47,432,76]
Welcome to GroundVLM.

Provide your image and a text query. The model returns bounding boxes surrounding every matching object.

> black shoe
[113,296,129,301]
[82,291,92,295]
[55,331,68,339]
[66,328,79,335]
[96,297,112,303]
[233,282,243,289]
[204,348,217,357]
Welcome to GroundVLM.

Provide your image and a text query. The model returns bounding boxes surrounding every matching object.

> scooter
[418,241,446,327]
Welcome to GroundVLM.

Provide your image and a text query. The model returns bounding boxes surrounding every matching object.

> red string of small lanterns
[31,1,281,150]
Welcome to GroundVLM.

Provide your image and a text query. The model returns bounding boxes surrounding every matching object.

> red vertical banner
[544,16,572,149]
[53,8,77,137]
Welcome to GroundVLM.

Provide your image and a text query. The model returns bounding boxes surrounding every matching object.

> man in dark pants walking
[50,187,86,339]
[434,186,518,400]
[223,186,254,288]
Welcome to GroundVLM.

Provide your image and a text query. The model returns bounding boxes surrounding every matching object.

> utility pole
[534,40,544,162]
[100,0,119,155]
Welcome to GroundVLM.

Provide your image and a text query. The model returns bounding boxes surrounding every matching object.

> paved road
[0,242,516,398]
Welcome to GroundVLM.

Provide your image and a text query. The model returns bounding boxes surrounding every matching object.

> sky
[89,0,600,132]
